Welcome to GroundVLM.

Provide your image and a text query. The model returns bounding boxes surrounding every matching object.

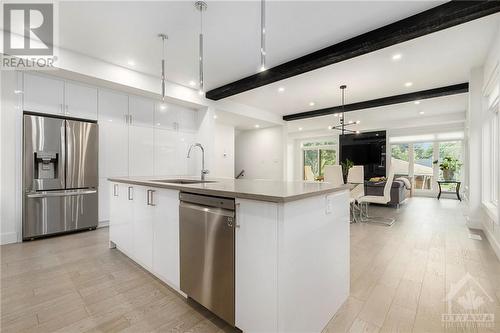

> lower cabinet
[109,182,180,289]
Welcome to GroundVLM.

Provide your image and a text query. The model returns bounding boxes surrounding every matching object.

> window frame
[301,139,338,180]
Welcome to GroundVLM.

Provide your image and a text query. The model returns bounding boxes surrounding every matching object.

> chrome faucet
[187,143,209,180]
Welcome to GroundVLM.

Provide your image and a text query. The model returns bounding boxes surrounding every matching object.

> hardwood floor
[1,197,499,332]
[324,198,500,333]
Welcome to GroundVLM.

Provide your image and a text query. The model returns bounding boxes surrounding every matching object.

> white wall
[214,123,235,178]
[235,126,285,181]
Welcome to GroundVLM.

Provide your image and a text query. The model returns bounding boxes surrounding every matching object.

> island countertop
[107,176,349,203]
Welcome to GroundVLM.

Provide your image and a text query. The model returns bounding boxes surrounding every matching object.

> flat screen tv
[339,130,386,180]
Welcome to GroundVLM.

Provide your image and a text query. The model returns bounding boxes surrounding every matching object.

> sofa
[364,180,408,207]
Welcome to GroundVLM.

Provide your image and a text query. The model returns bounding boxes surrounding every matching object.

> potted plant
[340,159,354,183]
[434,156,461,180]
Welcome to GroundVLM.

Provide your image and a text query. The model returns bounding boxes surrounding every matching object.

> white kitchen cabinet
[129,95,154,127]
[152,188,180,288]
[132,186,154,269]
[154,102,198,131]
[177,107,198,131]
[98,178,110,223]
[64,81,98,120]
[98,89,128,124]
[129,126,154,176]
[99,122,129,178]
[109,183,133,256]
[23,73,64,115]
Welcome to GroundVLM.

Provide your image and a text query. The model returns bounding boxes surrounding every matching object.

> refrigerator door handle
[27,189,97,198]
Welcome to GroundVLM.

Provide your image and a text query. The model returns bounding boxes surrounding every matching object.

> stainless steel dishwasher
[179,192,235,326]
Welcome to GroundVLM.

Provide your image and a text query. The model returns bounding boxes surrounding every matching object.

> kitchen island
[107,176,350,333]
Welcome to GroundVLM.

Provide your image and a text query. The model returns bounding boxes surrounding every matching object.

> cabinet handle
[234,203,241,229]
[129,115,133,125]
[128,186,133,200]
[147,189,156,206]
[65,104,69,114]
[113,184,118,197]
[124,114,128,124]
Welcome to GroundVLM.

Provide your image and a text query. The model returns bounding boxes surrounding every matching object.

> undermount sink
[150,179,216,184]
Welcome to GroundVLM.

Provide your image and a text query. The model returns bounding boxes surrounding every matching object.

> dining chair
[357,167,396,226]
[347,166,364,223]
[304,166,315,181]
[323,165,344,187]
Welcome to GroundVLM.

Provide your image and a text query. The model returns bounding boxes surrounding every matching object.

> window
[389,132,465,194]
[491,113,499,206]
[413,142,434,190]
[391,144,410,179]
[302,140,337,180]
[438,141,463,192]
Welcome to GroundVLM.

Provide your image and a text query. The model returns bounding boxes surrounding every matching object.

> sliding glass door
[390,139,463,195]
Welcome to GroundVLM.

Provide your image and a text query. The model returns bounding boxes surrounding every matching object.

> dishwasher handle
[180,201,235,218]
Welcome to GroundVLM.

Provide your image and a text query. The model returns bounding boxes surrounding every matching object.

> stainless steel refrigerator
[23,114,98,240]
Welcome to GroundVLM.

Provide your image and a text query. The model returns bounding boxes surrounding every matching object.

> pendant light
[195,1,207,96]
[330,85,360,135]
[260,0,266,72]
[158,33,168,101]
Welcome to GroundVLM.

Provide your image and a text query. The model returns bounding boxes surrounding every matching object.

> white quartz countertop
[107,176,349,203]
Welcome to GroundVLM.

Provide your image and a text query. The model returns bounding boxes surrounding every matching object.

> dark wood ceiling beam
[206,1,499,100]
[282,83,468,121]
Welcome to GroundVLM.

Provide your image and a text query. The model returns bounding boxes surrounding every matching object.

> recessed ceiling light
[419,111,425,115]
[392,53,402,61]
[127,60,135,66]
[278,87,285,93]
[414,100,420,105]
[356,120,361,124]
[213,114,218,119]
[298,127,303,131]
[328,125,332,130]
[189,81,196,87]
[309,102,315,107]
[404,82,413,87]
[255,124,260,128]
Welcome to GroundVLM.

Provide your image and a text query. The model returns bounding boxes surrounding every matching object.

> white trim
[98,221,109,228]
[482,221,500,261]
[1,232,19,245]
[482,202,499,224]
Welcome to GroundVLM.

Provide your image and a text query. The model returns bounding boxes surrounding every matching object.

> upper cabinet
[129,95,154,127]
[23,73,97,120]
[23,73,64,115]
[65,82,98,120]
[98,89,128,124]
[154,102,198,131]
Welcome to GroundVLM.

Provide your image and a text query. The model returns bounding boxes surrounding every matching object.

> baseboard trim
[482,222,500,261]
[98,220,109,228]
[1,232,19,245]
[465,216,483,230]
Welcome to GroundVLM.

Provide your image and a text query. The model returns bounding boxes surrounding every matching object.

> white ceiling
[286,93,467,134]
[59,1,445,91]
[229,14,499,115]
